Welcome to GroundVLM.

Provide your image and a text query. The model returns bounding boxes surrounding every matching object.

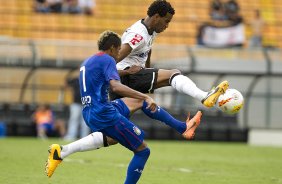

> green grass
[0,137,282,184]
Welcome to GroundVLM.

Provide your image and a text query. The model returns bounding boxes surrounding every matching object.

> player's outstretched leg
[45,144,62,178]
[201,80,229,108]
[169,74,228,108]
[141,102,186,134]
[141,101,202,140]
[182,111,202,140]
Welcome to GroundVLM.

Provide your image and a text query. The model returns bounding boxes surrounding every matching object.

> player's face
[154,13,173,33]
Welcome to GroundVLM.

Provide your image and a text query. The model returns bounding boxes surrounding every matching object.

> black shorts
[109,68,159,100]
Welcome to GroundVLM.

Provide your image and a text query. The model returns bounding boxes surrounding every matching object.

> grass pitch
[0,137,282,184]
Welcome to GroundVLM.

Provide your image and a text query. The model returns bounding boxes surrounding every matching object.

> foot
[45,144,62,178]
[182,111,202,140]
[201,80,229,108]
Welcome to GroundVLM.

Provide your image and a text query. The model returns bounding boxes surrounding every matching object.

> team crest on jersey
[133,126,141,135]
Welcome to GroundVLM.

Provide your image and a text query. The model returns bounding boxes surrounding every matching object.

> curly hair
[147,0,175,17]
[97,30,121,51]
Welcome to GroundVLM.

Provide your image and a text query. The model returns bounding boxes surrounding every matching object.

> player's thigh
[101,116,145,152]
[120,98,143,114]
[157,69,180,86]
[111,98,143,119]
[111,99,131,119]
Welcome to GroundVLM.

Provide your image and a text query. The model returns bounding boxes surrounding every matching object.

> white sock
[60,132,104,159]
[170,75,208,101]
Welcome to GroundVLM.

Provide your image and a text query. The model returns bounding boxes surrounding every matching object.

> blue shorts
[101,115,144,151]
[111,99,130,119]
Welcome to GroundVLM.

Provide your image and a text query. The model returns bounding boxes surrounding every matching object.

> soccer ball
[217,88,244,114]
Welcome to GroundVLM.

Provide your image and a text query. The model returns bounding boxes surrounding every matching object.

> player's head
[147,0,175,33]
[97,30,121,61]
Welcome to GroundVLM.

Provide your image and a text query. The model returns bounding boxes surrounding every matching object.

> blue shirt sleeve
[104,58,120,81]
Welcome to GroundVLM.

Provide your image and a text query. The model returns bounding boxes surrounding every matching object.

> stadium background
[0,0,282,145]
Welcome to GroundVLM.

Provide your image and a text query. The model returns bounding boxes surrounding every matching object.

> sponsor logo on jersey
[137,50,150,58]
[81,95,92,105]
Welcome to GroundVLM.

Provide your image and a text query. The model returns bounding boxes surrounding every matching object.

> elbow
[110,80,124,94]
[111,84,122,94]
[111,86,123,96]
[111,86,119,93]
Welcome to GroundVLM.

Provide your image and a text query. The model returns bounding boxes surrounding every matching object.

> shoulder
[103,54,116,64]
[100,54,116,70]
[126,20,148,37]
[86,53,114,65]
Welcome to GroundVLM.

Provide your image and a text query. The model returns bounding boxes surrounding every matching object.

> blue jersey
[79,52,121,131]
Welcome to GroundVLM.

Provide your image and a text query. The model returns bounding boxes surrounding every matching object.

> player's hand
[127,65,142,74]
[145,96,157,113]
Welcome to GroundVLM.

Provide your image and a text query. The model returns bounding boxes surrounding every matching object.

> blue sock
[124,148,150,184]
[142,101,186,134]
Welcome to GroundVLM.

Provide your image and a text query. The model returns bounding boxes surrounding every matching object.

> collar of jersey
[96,51,106,56]
[141,19,153,35]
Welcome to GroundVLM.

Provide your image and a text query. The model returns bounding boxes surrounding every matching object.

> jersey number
[80,66,86,92]
[80,66,92,105]
[130,34,143,45]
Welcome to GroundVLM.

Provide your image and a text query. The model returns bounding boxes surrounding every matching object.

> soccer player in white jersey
[110,0,229,107]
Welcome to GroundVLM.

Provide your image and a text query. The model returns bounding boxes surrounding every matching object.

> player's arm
[145,50,152,68]
[110,79,156,112]
[117,32,143,62]
[117,43,133,77]
[117,43,142,77]
[118,65,142,77]
[118,43,132,63]
[118,70,128,77]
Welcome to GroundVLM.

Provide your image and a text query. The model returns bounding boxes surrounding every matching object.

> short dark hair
[97,30,121,51]
[147,0,175,17]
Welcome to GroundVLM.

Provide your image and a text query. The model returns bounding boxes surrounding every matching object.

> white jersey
[116,20,158,70]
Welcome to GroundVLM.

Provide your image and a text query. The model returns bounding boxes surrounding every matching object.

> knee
[168,69,182,85]
[143,147,150,158]
[135,142,150,156]
[136,147,150,158]
[170,69,181,75]
[106,136,118,146]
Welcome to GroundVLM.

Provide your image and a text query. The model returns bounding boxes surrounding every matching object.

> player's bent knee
[106,136,118,146]
[135,142,148,152]
[159,69,181,77]
[168,69,182,85]
[170,69,181,75]
[135,147,151,158]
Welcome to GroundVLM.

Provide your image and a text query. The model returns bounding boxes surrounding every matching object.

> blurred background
[0,0,281,146]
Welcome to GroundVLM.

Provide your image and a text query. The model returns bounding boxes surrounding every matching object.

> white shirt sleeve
[122,32,145,50]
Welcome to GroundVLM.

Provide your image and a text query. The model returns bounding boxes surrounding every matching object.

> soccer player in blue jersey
[45,30,202,183]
